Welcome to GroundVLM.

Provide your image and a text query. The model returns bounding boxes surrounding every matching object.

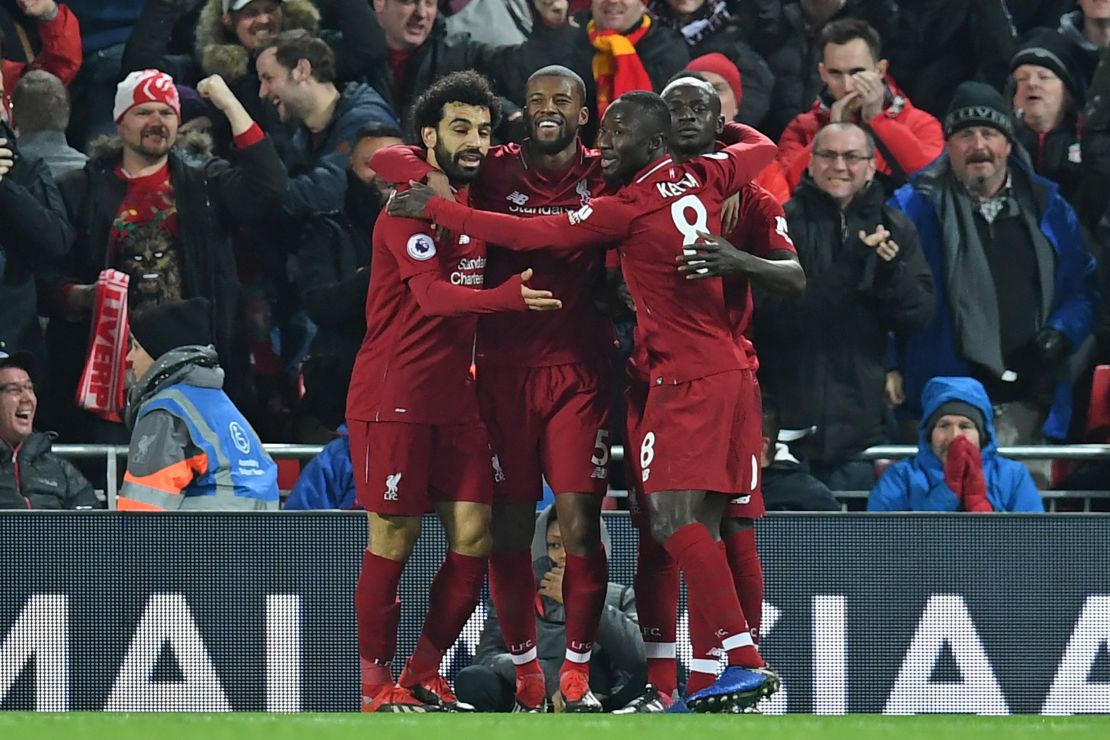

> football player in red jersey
[372,66,615,713]
[347,71,562,713]
[618,77,803,713]
[388,87,784,712]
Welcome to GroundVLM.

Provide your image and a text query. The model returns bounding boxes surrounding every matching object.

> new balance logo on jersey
[506,191,530,206]
[491,455,506,483]
[731,495,752,505]
[384,473,402,500]
[568,204,593,224]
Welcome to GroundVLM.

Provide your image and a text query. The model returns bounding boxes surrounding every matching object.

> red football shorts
[632,370,765,518]
[349,419,495,516]
[478,361,611,504]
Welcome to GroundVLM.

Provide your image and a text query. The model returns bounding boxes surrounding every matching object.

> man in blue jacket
[888,81,1098,448]
[256,28,398,217]
[869,376,1043,513]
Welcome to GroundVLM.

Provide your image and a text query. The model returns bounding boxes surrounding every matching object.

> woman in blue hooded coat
[868,376,1044,512]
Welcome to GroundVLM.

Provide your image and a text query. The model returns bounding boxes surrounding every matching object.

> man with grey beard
[888,81,1098,464]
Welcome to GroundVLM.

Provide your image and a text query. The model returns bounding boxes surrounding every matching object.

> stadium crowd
[1,0,1109,712]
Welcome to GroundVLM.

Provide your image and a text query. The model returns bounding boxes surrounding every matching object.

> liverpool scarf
[588,14,654,120]
[75,270,130,422]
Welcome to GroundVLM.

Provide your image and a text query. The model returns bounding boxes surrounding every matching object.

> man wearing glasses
[753,121,935,492]
[0,349,97,509]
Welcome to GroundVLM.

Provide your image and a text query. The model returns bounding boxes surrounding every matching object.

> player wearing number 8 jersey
[388,87,780,712]
[620,77,804,713]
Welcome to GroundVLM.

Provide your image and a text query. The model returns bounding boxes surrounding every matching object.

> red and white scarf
[75,270,131,422]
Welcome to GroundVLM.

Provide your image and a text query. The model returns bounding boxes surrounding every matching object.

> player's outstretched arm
[407,268,561,317]
[678,232,804,294]
[389,182,630,252]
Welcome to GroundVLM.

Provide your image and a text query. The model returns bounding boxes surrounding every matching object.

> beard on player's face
[434,137,484,184]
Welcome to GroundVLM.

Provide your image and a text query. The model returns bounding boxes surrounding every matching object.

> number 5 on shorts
[591,429,610,466]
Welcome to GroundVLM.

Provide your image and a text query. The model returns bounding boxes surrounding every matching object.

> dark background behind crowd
[2,0,1110,508]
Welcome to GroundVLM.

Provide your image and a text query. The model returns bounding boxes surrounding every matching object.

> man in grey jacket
[455,505,647,712]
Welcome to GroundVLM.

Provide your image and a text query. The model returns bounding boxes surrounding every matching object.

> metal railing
[54,442,1110,510]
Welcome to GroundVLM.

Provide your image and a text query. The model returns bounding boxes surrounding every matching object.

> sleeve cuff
[233,123,265,149]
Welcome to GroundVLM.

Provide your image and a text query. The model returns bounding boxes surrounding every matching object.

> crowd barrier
[54,443,1110,510]
[1,512,1108,714]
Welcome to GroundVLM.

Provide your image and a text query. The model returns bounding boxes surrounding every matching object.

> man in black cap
[887,80,1099,469]
[1011,29,1098,227]
[0,349,97,509]
[118,298,279,511]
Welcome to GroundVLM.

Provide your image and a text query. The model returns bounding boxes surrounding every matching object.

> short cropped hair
[266,29,336,84]
[527,65,588,105]
[411,70,502,140]
[813,121,876,157]
[818,18,882,62]
[615,90,671,137]
[11,70,71,133]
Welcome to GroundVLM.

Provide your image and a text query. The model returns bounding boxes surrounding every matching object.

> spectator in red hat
[38,69,287,444]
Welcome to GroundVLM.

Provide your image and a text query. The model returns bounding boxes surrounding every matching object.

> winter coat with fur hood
[122,0,384,152]
[41,131,287,440]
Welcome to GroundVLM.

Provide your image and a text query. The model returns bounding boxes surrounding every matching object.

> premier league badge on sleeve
[406,233,437,261]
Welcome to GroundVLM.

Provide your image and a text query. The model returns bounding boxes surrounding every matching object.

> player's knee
[560,513,602,556]
[449,522,493,558]
[648,516,679,547]
[368,513,420,561]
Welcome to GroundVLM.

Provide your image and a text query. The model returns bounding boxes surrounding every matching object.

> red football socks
[489,550,542,681]
[634,528,679,696]
[664,523,763,669]
[724,528,764,644]
[355,550,405,695]
[402,550,487,684]
[560,549,608,676]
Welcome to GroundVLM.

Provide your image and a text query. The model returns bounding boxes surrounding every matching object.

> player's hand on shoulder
[387,181,438,220]
[519,268,562,311]
[676,231,748,279]
[424,171,452,199]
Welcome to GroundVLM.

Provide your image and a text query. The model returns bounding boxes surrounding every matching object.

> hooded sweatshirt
[471,505,645,709]
[867,376,1044,512]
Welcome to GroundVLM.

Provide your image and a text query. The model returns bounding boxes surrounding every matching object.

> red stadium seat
[276,458,302,492]
[1087,365,1110,443]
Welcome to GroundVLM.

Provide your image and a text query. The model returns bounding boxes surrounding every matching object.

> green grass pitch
[2,713,1109,740]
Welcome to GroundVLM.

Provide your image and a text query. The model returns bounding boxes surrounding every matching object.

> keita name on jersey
[655,172,700,199]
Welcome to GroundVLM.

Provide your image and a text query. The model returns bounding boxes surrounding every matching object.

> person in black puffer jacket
[755,121,935,491]
[0,351,98,510]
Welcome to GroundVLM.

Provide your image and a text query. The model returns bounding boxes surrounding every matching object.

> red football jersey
[371,142,614,367]
[347,183,524,426]
[423,127,777,386]
[626,180,796,380]
[724,181,797,364]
